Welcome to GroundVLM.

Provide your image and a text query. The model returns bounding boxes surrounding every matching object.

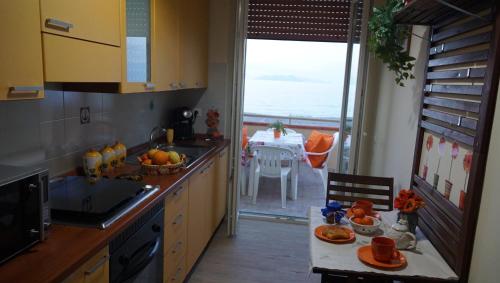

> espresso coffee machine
[171,107,198,140]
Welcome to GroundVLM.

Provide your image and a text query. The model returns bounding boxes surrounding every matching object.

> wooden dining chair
[326,172,394,211]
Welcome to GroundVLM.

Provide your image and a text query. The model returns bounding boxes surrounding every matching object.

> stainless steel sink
[127,144,212,168]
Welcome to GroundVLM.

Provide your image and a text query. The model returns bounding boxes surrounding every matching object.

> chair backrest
[326,172,394,211]
[323,132,340,169]
[254,145,294,177]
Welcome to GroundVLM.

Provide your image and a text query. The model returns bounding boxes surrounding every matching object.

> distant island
[254,74,326,83]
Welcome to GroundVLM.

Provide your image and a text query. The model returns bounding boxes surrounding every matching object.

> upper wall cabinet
[179,0,209,89]
[40,0,121,46]
[0,0,44,100]
[154,0,180,92]
[120,0,155,93]
[121,0,208,93]
[41,0,121,82]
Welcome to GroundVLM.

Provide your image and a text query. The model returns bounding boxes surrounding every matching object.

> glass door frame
[336,0,372,174]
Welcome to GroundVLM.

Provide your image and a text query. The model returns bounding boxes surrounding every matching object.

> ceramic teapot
[386,218,417,250]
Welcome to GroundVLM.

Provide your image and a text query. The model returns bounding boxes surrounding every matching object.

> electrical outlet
[194,107,202,118]
[80,107,90,124]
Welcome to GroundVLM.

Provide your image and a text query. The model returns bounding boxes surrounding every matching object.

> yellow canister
[113,141,127,167]
[83,149,102,183]
[101,145,116,172]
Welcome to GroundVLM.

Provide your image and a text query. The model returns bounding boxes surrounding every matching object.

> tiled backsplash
[0,87,202,177]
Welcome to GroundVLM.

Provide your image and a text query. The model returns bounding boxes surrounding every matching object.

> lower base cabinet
[62,247,109,283]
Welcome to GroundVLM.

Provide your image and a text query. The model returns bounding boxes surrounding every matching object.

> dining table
[246,130,305,200]
[309,206,459,283]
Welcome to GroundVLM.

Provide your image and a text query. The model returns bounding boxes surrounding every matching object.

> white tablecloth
[309,206,458,281]
[248,131,305,159]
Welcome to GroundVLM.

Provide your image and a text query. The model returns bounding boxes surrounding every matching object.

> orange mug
[353,200,373,215]
[371,237,400,262]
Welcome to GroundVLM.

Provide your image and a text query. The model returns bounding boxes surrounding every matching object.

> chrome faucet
[149,126,167,149]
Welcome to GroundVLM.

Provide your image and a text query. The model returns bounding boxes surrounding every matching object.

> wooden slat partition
[422,109,477,130]
[427,50,489,67]
[410,6,500,282]
[427,68,486,80]
[424,84,483,96]
[420,120,474,146]
[429,32,491,55]
[423,97,480,113]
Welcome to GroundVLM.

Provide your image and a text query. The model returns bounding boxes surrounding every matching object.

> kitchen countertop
[0,138,230,283]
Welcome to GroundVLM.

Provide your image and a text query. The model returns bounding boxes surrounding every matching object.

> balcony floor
[240,161,325,218]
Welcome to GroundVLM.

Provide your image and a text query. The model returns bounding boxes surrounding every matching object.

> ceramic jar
[113,141,127,167]
[101,145,116,173]
[83,149,102,183]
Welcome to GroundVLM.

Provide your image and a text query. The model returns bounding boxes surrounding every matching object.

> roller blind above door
[247,0,362,43]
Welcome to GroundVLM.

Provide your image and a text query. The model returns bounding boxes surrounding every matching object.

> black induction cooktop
[49,176,158,229]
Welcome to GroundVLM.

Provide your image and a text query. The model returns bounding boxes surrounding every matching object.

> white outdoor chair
[265,127,297,134]
[304,132,340,192]
[251,146,294,208]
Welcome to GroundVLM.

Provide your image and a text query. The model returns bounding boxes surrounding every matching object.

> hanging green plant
[368,0,415,86]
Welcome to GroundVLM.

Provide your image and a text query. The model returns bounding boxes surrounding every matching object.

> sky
[243,39,359,119]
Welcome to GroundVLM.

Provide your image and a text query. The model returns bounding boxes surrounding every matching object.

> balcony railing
[243,112,344,131]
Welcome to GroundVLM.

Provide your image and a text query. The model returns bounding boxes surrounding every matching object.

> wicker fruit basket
[141,155,187,176]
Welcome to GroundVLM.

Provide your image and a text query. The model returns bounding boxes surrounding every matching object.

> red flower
[394,189,425,213]
[426,135,434,151]
[463,151,473,173]
[451,142,459,159]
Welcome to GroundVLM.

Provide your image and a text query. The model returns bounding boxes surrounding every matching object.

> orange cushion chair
[305,130,334,168]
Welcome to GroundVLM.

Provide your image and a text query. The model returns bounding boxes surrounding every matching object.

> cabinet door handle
[84,255,108,276]
[45,18,73,32]
[169,83,178,89]
[9,86,43,94]
[171,267,183,281]
[145,83,155,90]
[178,82,186,88]
[172,186,183,198]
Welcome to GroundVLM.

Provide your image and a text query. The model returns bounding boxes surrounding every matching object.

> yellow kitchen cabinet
[43,34,121,83]
[62,247,109,283]
[120,0,156,93]
[186,159,215,271]
[164,182,188,283]
[40,0,121,46]
[213,148,229,230]
[154,0,181,92]
[0,0,44,100]
[178,0,209,89]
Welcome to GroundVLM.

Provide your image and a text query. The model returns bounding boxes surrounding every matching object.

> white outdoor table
[247,130,305,200]
[309,206,459,282]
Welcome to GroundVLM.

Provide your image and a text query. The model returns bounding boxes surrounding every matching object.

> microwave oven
[0,165,50,265]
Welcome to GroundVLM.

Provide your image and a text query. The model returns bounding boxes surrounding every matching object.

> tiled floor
[187,219,321,283]
[239,161,325,218]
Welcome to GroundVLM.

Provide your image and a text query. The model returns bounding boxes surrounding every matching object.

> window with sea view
[243,39,359,120]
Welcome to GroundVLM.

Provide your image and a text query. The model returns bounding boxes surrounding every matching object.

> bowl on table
[349,216,381,234]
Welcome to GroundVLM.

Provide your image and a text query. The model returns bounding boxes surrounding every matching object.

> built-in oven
[0,165,50,265]
[109,202,164,283]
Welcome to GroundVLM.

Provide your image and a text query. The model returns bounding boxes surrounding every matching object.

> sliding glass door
[337,0,371,174]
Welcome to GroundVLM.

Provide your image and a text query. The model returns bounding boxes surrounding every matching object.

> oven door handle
[116,236,161,282]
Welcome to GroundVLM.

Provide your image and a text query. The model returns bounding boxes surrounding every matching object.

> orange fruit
[152,150,170,165]
[142,159,152,165]
[353,217,363,225]
[147,149,159,159]
[361,217,374,225]
[353,208,366,218]
[140,153,149,161]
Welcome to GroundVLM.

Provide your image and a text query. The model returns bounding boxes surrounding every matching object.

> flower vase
[444,180,453,200]
[273,130,281,139]
[432,173,439,189]
[398,212,418,234]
